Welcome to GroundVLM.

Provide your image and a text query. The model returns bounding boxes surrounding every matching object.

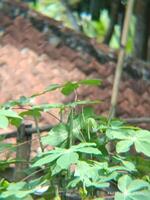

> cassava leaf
[115,175,150,200]
[107,128,150,157]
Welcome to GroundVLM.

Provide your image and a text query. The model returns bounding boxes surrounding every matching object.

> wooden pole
[109,0,135,118]
[14,124,32,181]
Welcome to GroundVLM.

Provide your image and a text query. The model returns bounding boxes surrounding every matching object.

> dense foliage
[0,79,150,199]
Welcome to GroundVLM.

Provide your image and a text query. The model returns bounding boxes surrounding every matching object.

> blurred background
[26,0,150,60]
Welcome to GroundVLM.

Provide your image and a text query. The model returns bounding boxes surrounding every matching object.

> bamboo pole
[109,0,135,118]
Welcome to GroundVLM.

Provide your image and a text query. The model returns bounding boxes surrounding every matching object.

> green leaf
[7,182,26,191]
[71,142,97,150]
[61,82,79,96]
[32,153,61,167]
[115,192,125,200]
[31,84,61,97]
[51,164,62,176]
[57,151,79,169]
[0,109,22,128]
[10,117,22,127]
[74,161,109,189]
[128,180,150,192]
[116,140,133,153]
[107,128,150,157]
[115,175,150,200]
[42,123,68,146]
[68,177,80,188]
[118,175,132,192]
[0,109,22,119]
[0,115,9,129]
[75,147,101,155]
[134,130,150,157]
[20,109,41,118]
[79,79,102,86]
[44,84,61,92]
[121,161,136,172]
[106,129,130,140]
[0,182,34,199]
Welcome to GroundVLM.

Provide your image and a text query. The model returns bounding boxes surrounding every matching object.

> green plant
[0,79,150,200]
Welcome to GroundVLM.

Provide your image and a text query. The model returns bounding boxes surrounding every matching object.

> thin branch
[123,117,150,124]
[109,0,135,118]
[21,167,48,181]
[0,124,52,139]
[47,111,62,123]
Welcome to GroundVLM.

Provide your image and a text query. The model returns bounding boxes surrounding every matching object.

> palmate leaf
[107,128,150,157]
[32,143,101,170]
[134,130,150,157]
[115,175,150,200]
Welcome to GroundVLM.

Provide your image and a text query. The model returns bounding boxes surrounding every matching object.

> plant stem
[68,108,74,148]
[34,116,44,152]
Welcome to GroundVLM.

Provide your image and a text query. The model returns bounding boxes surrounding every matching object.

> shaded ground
[0,0,150,128]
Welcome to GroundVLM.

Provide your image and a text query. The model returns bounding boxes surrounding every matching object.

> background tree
[133,0,150,61]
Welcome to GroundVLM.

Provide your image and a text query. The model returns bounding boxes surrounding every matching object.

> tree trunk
[90,0,101,20]
[103,0,120,44]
